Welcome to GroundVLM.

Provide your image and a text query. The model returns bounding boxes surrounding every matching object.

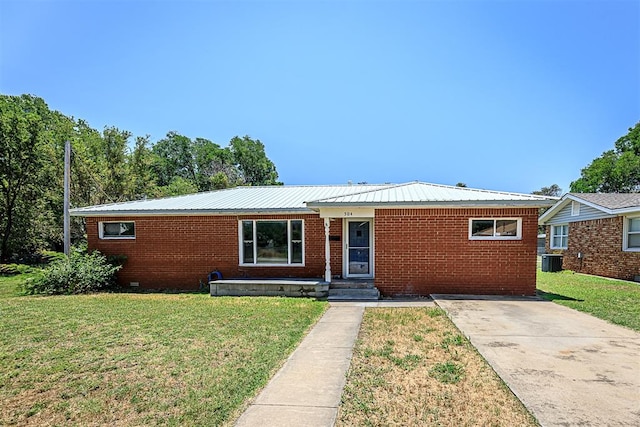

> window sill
[99,237,136,240]
[239,263,306,267]
[469,237,522,241]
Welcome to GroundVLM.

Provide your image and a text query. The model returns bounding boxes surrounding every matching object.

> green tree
[229,135,281,185]
[0,95,52,260]
[129,135,156,199]
[532,184,562,197]
[570,122,640,193]
[102,126,133,201]
[192,137,239,191]
[151,131,196,187]
[157,176,199,197]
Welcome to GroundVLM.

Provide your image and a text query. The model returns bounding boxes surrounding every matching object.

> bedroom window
[240,220,304,265]
[550,224,569,249]
[469,218,521,240]
[624,217,640,251]
[99,221,135,239]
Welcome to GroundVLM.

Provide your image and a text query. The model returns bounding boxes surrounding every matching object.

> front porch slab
[210,279,329,298]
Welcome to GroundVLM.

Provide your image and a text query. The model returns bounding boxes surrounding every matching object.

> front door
[344,220,373,278]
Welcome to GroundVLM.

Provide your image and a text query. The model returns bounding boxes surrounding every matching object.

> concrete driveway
[432,295,640,427]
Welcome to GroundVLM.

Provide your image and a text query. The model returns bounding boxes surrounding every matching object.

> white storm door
[344,219,373,278]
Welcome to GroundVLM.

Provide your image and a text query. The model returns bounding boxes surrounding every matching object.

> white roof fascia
[612,207,640,215]
[566,194,617,214]
[308,200,554,209]
[539,195,572,225]
[69,208,315,217]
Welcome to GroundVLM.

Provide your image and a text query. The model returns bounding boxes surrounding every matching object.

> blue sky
[1,0,638,194]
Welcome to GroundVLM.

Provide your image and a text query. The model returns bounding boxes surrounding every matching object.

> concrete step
[329,280,375,289]
[328,287,380,301]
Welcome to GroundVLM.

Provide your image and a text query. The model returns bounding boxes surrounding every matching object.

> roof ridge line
[305,182,402,203]
[420,181,556,199]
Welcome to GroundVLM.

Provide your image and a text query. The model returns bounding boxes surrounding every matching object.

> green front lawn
[537,270,640,331]
[0,274,327,426]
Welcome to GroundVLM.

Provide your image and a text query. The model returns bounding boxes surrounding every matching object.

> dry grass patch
[337,307,538,426]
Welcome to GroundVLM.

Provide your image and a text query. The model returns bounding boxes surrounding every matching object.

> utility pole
[63,140,70,256]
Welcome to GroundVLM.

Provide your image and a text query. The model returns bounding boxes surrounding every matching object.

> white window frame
[468,218,522,240]
[623,216,640,252]
[571,201,580,216]
[98,221,136,240]
[239,219,305,266]
[550,224,569,249]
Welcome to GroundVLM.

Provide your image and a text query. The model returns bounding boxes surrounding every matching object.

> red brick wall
[86,215,331,290]
[328,219,344,279]
[374,208,539,296]
[545,217,640,281]
[87,208,539,295]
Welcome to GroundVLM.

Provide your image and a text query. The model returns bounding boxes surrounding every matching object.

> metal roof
[70,182,556,217]
[70,184,391,216]
[307,181,555,207]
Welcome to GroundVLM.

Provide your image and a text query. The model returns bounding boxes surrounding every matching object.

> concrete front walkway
[432,295,640,427]
[234,304,362,427]
[234,301,433,427]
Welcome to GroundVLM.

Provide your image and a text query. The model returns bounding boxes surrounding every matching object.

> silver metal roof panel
[71,182,556,217]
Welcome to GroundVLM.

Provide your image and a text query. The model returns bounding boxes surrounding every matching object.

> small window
[624,217,640,251]
[550,224,568,249]
[99,221,135,239]
[571,201,580,216]
[240,220,304,265]
[469,218,521,240]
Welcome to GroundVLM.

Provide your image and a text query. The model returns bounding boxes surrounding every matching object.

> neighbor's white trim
[571,201,580,216]
[550,224,569,250]
[623,215,640,252]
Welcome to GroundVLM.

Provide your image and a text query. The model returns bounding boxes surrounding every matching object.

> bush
[39,250,68,265]
[0,263,33,276]
[23,251,121,295]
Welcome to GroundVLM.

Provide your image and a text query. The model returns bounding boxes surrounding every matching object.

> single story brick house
[71,181,555,297]
[539,193,640,281]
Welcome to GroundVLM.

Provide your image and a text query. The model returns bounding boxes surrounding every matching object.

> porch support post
[324,217,331,283]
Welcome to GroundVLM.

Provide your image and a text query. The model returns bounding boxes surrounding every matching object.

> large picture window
[99,221,135,239]
[240,220,304,265]
[624,217,640,251]
[550,224,568,249]
[469,218,521,240]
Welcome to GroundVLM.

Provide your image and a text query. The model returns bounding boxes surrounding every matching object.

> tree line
[0,94,280,261]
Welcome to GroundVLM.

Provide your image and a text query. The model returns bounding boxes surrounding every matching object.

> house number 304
[344,212,353,216]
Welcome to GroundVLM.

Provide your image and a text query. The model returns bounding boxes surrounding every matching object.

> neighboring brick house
[539,193,640,281]
[71,182,554,297]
